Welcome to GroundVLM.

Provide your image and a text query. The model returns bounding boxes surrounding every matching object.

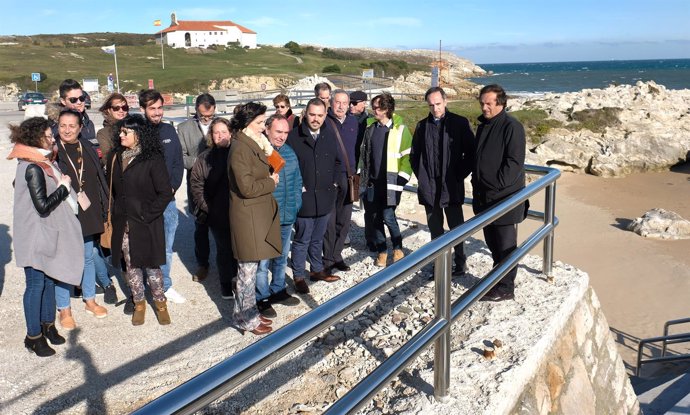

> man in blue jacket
[287,98,342,295]
[255,115,302,317]
[139,89,186,304]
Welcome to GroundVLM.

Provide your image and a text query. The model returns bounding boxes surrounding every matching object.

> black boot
[123,295,135,315]
[24,335,55,357]
[41,323,65,345]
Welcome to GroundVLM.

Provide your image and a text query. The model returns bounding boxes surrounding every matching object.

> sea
[468,58,690,95]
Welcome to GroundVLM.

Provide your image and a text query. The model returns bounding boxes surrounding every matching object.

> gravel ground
[0,126,586,414]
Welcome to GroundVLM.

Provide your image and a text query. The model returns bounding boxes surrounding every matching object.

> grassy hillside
[0,33,428,95]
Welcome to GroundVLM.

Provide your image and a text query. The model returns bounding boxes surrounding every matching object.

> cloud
[175,8,233,20]
[245,17,286,27]
[365,17,422,28]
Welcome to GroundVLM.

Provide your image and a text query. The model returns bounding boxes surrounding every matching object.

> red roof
[158,20,255,35]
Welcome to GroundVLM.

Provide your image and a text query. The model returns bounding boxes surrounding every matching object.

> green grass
[396,100,560,145]
[0,34,429,95]
[567,107,621,134]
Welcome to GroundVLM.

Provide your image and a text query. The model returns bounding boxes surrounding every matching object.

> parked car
[17,92,48,111]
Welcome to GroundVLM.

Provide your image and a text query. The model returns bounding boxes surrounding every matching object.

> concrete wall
[510,287,640,415]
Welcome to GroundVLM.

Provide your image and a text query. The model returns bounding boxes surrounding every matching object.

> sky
[1,0,689,64]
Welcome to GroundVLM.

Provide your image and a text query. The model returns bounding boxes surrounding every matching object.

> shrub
[322,64,341,73]
[284,41,303,55]
[510,109,563,146]
[568,107,621,134]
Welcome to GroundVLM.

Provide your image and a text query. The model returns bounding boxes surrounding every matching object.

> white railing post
[433,248,452,401]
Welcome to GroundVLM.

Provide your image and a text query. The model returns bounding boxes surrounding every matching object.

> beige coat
[227,131,281,261]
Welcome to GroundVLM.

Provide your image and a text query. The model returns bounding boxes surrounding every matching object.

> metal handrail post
[542,182,556,277]
[433,248,452,402]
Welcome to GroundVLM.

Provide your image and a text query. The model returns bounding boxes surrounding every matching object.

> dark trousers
[363,198,402,253]
[292,214,331,278]
[187,169,210,268]
[483,223,518,290]
[424,203,466,268]
[323,174,353,268]
[209,226,237,297]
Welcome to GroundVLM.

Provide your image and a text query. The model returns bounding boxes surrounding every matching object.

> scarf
[121,145,141,170]
[242,128,273,156]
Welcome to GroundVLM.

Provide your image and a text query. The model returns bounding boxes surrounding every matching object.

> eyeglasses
[274,105,287,109]
[111,104,129,112]
[67,96,86,104]
[199,115,215,122]
[120,128,134,135]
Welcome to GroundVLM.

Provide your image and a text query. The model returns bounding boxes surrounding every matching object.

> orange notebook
[266,150,285,174]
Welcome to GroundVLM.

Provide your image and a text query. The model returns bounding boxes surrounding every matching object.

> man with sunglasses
[177,93,216,283]
[55,79,96,147]
[139,89,186,304]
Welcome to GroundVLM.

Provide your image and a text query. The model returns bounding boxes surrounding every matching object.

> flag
[101,44,116,55]
[154,20,161,26]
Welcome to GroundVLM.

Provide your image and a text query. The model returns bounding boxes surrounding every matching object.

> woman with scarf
[228,102,281,335]
[107,114,172,326]
[96,93,129,165]
[272,94,299,130]
[9,117,84,356]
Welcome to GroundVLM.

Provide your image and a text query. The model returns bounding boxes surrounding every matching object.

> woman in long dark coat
[107,114,172,326]
[228,102,281,335]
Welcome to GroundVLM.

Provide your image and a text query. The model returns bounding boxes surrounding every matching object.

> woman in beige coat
[228,102,281,335]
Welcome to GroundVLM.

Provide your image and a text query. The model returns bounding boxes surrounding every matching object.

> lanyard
[59,140,84,192]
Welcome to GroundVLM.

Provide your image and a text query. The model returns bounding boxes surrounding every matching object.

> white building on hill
[157,12,257,49]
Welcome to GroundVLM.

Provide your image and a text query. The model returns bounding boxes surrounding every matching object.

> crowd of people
[10,78,528,356]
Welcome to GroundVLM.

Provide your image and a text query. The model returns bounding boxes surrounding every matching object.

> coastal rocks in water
[627,208,690,240]
[516,81,690,177]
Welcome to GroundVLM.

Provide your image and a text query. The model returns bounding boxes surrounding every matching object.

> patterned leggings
[122,227,165,302]
[234,261,261,331]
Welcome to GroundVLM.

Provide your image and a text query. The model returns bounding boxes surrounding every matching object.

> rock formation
[627,208,690,240]
[512,81,690,177]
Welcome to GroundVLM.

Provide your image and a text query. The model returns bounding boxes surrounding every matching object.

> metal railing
[132,165,560,414]
[636,318,690,376]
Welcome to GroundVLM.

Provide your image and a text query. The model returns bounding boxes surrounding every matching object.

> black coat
[411,111,475,207]
[189,146,230,229]
[107,150,172,268]
[287,120,342,217]
[471,110,528,225]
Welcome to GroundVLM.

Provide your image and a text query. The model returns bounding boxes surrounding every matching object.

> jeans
[23,267,56,337]
[93,244,113,288]
[256,224,293,301]
[363,199,402,253]
[291,214,330,278]
[209,226,237,297]
[55,235,97,309]
[161,200,178,291]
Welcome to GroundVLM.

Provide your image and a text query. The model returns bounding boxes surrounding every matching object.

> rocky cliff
[511,81,690,177]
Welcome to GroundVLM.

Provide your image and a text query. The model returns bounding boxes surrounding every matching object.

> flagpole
[160,30,165,70]
[113,47,120,93]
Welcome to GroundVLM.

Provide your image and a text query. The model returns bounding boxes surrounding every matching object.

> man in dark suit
[472,84,529,302]
[287,98,342,294]
[411,87,475,276]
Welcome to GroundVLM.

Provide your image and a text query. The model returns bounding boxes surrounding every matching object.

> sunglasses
[67,95,86,104]
[274,105,287,109]
[111,104,129,112]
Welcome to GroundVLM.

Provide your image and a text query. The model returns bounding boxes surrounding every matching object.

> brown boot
[393,249,404,262]
[154,300,171,325]
[375,253,387,267]
[132,300,146,326]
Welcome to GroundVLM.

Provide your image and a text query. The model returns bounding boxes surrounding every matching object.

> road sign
[31,73,41,82]
[362,69,374,79]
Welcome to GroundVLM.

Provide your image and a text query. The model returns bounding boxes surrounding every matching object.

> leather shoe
[452,263,469,277]
[309,271,341,283]
[294,278,310,294]
[243,323,272,336]
[332,261,351,272]
[479,287,515,302]
[259,315,273,325]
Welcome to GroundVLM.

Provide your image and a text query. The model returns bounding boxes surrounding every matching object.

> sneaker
[269,289,300,306]
[257,299,277,318]
[103,285,118,305]
[95,285,105,295]
[192,266,208,283]
[164,287,186,304]
[84,300,108,318]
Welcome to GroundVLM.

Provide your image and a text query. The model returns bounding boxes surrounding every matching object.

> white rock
[627,208,690,239]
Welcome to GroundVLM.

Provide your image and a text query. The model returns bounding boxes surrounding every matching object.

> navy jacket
[156,122,184,191]
[326,111,359,174]
[287,120,342,217]
[411,111,475,207]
